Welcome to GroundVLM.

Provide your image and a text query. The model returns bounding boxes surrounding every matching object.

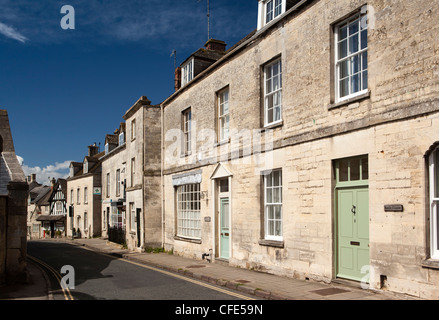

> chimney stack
[174,67,182,91]
[204,39,226,52]
[50,178,56,191]
[88,144,99,157]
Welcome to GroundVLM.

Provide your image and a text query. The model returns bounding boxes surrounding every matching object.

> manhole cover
[186,265,206,269]
[311,288,349,296]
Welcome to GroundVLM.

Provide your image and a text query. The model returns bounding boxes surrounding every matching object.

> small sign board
[384,204,403,212]
[93,187,102,195]
[204,217,211,222]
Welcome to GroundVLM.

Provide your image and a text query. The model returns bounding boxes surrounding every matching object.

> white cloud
[16,155,24,165]
[0,21,28,43]
[19,157,71,185]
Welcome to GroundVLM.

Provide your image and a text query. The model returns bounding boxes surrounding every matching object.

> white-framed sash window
[335,12,368,102]
[264,169,283,241]
[181,58,194,87]
[218,88,230,142]
[429,148,439,259]
[264,58,282,126]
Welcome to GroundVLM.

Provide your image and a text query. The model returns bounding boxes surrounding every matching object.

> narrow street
[27,241,259,301]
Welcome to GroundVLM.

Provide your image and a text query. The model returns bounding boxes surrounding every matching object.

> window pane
[362,51,368,70]
[339,25,348,40]
[361,29,368,50]
[339,159,349,182]
[362,158,369,180]
[352,55,360,74]
[350,158,360,181]
[266,188,273,203]
[340,78,349,98]
[348,20,359,36]
[351,73,360,94]
[339,39,348,59]
[339,60,349,79]
[362,71,368,90]
[267,101,274,124]
[349,34,359,54]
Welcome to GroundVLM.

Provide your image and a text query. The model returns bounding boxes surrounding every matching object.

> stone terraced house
[160,0,439,299]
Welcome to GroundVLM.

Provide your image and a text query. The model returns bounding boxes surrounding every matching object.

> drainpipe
[160,103,165,248]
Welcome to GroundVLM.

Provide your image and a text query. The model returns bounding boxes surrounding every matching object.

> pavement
[1,237,423,300]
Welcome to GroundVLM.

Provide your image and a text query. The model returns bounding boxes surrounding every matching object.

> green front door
[337,187,369,281]
[335,156,369,282]
[220,197,230,260]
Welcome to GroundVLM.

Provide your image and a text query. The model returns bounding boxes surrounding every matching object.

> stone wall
[161,0,439,298]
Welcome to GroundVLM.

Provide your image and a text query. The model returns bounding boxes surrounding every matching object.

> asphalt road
[27,241,259,301]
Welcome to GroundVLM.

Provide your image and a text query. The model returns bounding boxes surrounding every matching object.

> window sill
[180,151,192,158]
[174,235,202,244]
[328,90,371,110]
[215,138,230,147]
[262,120,283,131]
[258,239,284,248]
[421,258,439,270]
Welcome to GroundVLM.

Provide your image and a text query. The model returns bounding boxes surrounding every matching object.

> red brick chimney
[204,39,227,52]
[174,67,182,91]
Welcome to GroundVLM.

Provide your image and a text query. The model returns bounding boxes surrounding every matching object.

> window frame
[116,169,121,197]
[106,173,110,198]
[176,183,201,240]
[263,169,283,241]
[334,12,368,103]
[76,188,81,205]
[84,187,88,204]
[182,108,192,155]
[131,119,136,141]
[129,202,136,233]
[131,158,135,187]
[181,58,194,87]
[217,87,230,143]
[429,149,439,260]
[265,0,283,25]
[263,58,283,127]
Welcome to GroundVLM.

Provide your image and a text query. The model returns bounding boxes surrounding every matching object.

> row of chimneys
[174,39,227,91]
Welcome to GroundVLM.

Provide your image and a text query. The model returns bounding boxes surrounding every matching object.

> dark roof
[105,134,118,145]
[32,186,51,205]
[36,215,66,222]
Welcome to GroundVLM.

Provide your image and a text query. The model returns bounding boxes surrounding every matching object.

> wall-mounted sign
[384,204,403,212]
[204,217,211,222]
[93,187,102,195]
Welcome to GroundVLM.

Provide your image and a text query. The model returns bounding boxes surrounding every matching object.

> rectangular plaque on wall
[384,204,404,212]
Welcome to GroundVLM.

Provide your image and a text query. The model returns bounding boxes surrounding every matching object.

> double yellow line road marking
[28,247,255,301]
[28,255,74,300]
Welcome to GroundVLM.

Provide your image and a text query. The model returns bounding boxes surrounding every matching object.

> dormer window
[105,143,109,155]
[181,58,194,87]
[84,161,88,174]
[119,132,125,146]
[258,0,291,30]
[266,0,282,24]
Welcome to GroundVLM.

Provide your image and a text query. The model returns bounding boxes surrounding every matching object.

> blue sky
[0,0,258,184]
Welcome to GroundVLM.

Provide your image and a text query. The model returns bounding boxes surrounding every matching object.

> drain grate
[311,288,350,296]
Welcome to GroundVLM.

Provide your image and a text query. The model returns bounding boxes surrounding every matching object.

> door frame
[333,155,369,282]
[210,163,233,262]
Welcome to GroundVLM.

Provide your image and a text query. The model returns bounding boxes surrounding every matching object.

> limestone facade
[161,0,439,299]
